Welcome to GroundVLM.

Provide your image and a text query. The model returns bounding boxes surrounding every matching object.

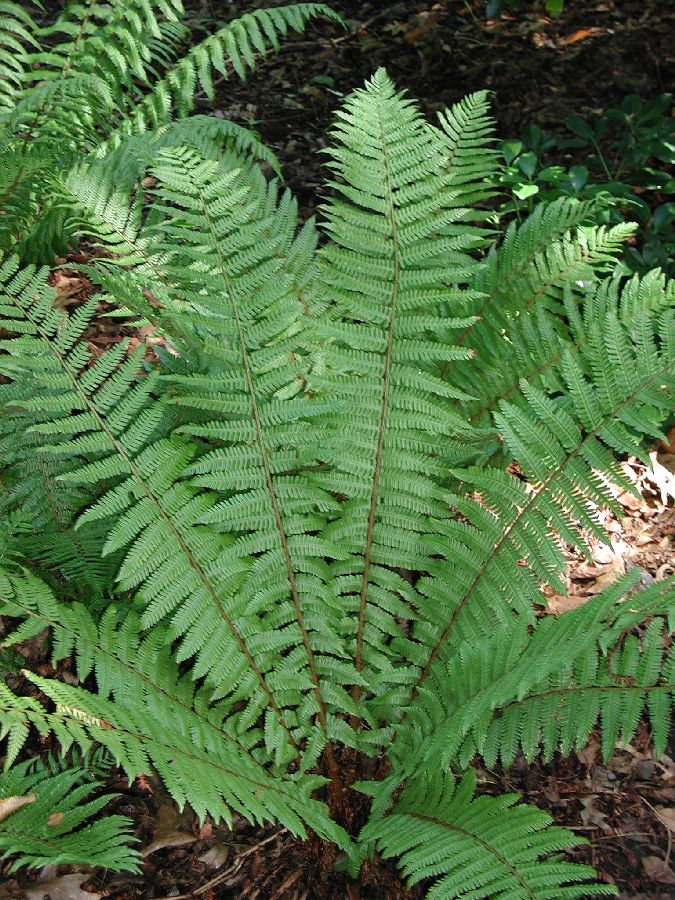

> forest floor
[2,0,675,897]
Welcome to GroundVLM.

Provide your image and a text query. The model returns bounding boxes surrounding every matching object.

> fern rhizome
[1,1,674,896]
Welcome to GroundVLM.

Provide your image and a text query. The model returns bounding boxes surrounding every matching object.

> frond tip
[362,771,617,899]
[0,759,140,873]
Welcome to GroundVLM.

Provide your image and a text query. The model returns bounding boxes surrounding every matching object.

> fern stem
[353,100,401,701]
[195,188,331,736]
[501,678,675,712]
[468,349,564,423]
[21,0,96,148]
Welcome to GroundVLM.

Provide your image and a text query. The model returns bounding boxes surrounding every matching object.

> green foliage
[363,771,611,899]
[485,0,565,18]
[0,758,139,872]
[0,0,342,261]
[0,52,674,897]
[500,94,675,275]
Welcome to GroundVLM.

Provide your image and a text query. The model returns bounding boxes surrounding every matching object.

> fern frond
[432,89,499,206]
[0,565,349,849]
[0,758,140,873]
[0,250,341,763]
[448,207,636,411]
[463,269,673,467]
[362,770,615,899]
[310,68,492,701]
[101,146,362,750]
[373,292,673,750]
[0,2,39,113]
[389,575,675,777]
[101,4,344,151]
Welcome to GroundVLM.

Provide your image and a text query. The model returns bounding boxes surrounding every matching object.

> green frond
[95,146,360,748]
[389,575,674,779]
[2,61,674,896]
[432,89,499,206]
[101,4,344,150]
[0,244,350,762]
[0,2,40,113]
[0,758,140,873]
[0,3,339,260]
[373,290,673,755]
[362,770,615,899]
[448,207,636,414]
[310,68,492,699]
[0,566,350,850]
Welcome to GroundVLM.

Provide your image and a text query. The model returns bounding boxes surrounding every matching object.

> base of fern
[235,830,426,899]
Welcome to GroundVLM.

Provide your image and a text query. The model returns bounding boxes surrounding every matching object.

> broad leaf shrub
[0,6,674,895]
[500,93,675,276]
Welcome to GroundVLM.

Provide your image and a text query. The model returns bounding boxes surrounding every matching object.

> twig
[643,797,674,867]
[152,830,284,900]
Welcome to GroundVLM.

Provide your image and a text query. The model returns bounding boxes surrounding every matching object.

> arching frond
[310,68,492,702]
[0,758,140,873]
[0,564,349,850]
[362,771,615,899]
[388,575,675,777]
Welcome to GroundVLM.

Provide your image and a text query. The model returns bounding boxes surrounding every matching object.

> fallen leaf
[647,451,675,505]
[558,27,603,46]
[546,592,589,615]
[199,843,230,870]
[198,820,213,841]
[654,807,675,832]
[580,795,609,828]
[0,793,36,822]
[24,874,103,900]
[142,830,198,857]
[51,272,89,309]
[577,734,601,768]
[641,855,675,884]
[405,10,439,44]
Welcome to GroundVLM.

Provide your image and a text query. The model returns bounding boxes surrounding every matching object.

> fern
[0,65,674,897]
[362,771,614,899]
[0,1,343,260]
[0,758,140,872]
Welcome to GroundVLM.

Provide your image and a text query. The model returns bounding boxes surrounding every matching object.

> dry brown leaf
[576,734,601,768]
[641,855,675,885]
[47,812,64,827]
[558,27,603,46]
[23,874,103,900]
[51,272,88,309]
[546,593,589,615]
[0,793,35,823]
[142,830,198,857]
[580,795,609,828]
[199,843,230,870]
[140,794,199,856]
[654,806,675,832]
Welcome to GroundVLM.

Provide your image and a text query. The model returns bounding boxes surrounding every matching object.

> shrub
[500,94,675,275]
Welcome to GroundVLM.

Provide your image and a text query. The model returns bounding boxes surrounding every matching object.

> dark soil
[204,0,675,218]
